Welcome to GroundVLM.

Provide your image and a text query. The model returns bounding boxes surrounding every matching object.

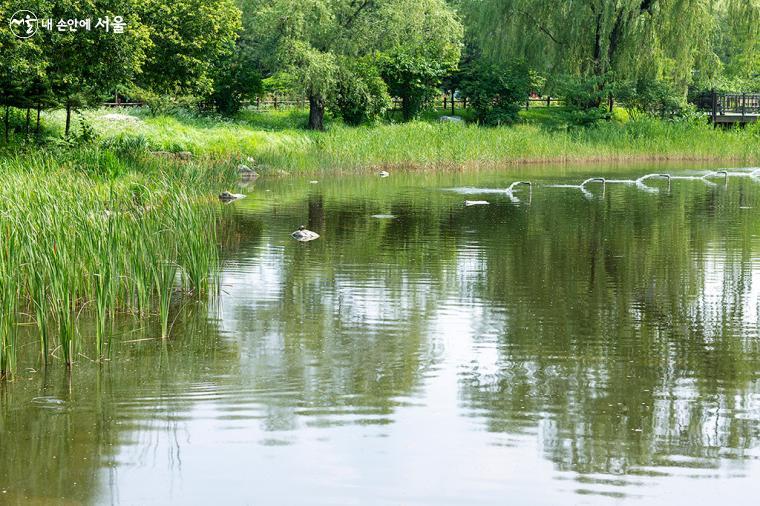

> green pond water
[2,163,760,505]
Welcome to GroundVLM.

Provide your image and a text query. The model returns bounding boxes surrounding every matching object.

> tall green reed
[0,146,234,375]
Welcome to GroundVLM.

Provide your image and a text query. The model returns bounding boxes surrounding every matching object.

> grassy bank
[0,148,236,377]
[39,107,760,174]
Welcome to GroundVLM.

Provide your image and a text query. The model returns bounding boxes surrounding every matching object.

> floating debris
[219,191,246,203]
[464,200,490,206]
[291,226,320,242]
[371,214,396,219]
[309,180,319,184]
[378,170,390,178]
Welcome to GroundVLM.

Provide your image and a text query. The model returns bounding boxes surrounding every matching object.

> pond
[2,163,760,505]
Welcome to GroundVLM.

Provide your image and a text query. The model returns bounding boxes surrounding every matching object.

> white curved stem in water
[505,181,532,204]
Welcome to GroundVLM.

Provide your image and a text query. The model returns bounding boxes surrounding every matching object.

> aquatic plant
[0,148,233,376]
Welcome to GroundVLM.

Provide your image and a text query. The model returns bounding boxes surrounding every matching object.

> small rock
[439,115,464,123]
[238,164,259,180]
[378,170,390,178]
[219,191,246,203]
[291,226,320,242]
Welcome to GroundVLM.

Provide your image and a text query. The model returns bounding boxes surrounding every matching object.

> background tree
[44,0,150,136]
[0,0,50,142]
[330,56,390,125]
[245,0,463,129]
[209,39,263,115]
[135,0,241,107]
[375,0,463,120]
[460,60,532,125]
[465,0,718,104]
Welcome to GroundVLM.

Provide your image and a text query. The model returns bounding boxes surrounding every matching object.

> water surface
[2,163,760,505]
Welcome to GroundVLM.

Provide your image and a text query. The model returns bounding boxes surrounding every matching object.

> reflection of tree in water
[0,304,237,503]
[218,190,467,430]
[458,182,760,476]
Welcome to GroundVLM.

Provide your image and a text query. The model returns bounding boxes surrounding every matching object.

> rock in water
[238,164,259,180]
[378,170,390,178]
[219,191,246,203]
[291,226,320,242]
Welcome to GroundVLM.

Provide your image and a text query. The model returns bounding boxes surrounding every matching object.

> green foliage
[379,52,449,120]
[243,0,462,127]
[330,57,391,125]
[618,77,691,119]
[555,75,610,126]
[210,41,263,115]
[468,0,713,86]
[262,72,298,97]
[0,146,233,372]
[136,0,241,97]
[460,60,532,125]
[375,0,464,120]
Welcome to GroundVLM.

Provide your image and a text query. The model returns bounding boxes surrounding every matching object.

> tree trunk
[65,103,71,138]
[591,12,604,108]
[25,107,30,135]
[3,106,8,144]
[401,96,413,121]
[307,95,325,130]
[36,104,41,134]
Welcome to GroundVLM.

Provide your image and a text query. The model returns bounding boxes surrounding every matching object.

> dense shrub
[379,52,449,120]
[460,61,532,125]
[330,58,391,125]
[619,77,690,119]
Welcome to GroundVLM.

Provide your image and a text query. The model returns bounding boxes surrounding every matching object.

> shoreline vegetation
[0,143,236,378]
[5,107,760,175]
[1,105,758,377]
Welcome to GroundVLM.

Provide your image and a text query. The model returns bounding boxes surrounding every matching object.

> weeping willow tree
[710,0,760,89]
[465,0,735,93]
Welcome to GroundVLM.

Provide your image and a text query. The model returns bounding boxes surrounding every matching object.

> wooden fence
[103,95,566,112]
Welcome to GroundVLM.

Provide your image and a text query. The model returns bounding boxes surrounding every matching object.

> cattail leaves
[0,158,224,377]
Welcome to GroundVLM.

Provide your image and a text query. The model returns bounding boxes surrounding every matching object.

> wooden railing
[693,91,760,123]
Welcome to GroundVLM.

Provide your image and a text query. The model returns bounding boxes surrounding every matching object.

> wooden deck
[712,112,759,124]
[701,92,760,125]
